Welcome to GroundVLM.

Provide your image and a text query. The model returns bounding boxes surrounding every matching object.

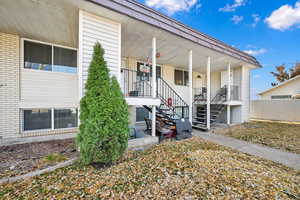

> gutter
[86,0,262,67]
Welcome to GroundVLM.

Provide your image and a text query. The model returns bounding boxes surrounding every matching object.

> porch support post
[151,37,157,137]
[206,56,211,130]
[227,62,231,125]
[188,50,193,123]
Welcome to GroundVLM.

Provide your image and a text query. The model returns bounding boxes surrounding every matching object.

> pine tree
[76,42,129,165]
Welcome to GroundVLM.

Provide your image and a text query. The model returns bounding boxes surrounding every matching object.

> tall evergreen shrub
[76,42,129,165]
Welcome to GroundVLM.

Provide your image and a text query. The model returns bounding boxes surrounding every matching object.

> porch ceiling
[0,0,79,48]
[121,18,246,73]
[0,0,256,72]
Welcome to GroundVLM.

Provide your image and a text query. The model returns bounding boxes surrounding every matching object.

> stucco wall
[260,78,300,99]
[250,100,300,122]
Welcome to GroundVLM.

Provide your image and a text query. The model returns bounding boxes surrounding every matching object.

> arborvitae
[76,42,129,165]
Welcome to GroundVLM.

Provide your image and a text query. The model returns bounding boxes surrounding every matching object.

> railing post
[227,61,231,125]
[151,37,157,137]
[206,56,211,130]
[188,49,193,122]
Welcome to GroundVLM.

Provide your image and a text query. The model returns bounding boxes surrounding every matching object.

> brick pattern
[0,32,20,139]
[21,128,78,138]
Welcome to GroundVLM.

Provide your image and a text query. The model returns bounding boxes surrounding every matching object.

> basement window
[23,39,77,74]
[54,109,78,129]
[23,109,52,131]
[174,69,189,86]
[23,108,78,132]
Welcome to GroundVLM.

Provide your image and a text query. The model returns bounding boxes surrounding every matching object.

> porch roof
[88,0,261,68]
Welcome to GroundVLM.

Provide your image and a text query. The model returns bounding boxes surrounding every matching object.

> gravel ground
[215,121,300,154]
[0,139,78,179]
[1,137,299,199]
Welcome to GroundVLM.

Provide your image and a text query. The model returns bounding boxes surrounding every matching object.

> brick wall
[0,32,20,139]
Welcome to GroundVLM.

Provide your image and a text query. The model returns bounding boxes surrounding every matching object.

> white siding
[20,70,78,108]
[79,11,121,97]
[210,72,221,99]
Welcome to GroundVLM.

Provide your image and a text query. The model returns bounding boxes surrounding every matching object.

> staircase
[144,77,189,126]
[193,86,227,130]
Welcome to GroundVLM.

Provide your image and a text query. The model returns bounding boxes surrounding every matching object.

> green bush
[76,42,129,165]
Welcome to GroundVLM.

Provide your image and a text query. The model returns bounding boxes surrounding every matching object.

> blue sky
[137,0,300,99]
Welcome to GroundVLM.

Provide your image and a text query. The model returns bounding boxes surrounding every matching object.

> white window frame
[22,107,78,133]
[21,38,78,74]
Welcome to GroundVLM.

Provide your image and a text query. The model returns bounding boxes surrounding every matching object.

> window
[23,108,78,131]
[53,47,77,73]
[136,107,149,122]
[24,41,52,71]
[137,62,161,81]
[23,40,77,73]
[175,69,188,86]
[271,95,292,100]
[54,109,78,129]
[23,109,52,131]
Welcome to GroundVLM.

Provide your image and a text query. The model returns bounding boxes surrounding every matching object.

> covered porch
[0,0,260,140]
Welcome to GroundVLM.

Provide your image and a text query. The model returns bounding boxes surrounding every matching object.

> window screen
[23,109,52,131]
[53,47,77,73]
[24,41,52,71]
[175,70,183,85]
[54,109,78,129]
[175,69,188,86]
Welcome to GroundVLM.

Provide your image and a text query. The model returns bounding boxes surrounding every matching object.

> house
[259,75,300,100]
[0,0,261,142]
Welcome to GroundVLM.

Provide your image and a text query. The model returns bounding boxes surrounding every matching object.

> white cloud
[244,48,267,56]
[231,15,244,24]
[251,14,261,27]
[253,74,261,79]
[265,1,300,31]
[145,0,198,15]
[219,0,246,12]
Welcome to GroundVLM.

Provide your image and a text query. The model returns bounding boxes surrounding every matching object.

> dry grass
[1,137,299,199]
[215,121,300,154]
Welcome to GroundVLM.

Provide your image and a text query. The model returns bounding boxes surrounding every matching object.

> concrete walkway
[193,130,300,170]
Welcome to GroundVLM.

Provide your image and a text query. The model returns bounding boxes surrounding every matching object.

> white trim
[80,10,121,26]
[78,10,84,99]
[118,23,122,83]
[125,97,160,106]
[21,38,77,51]
[78,10,84,126]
